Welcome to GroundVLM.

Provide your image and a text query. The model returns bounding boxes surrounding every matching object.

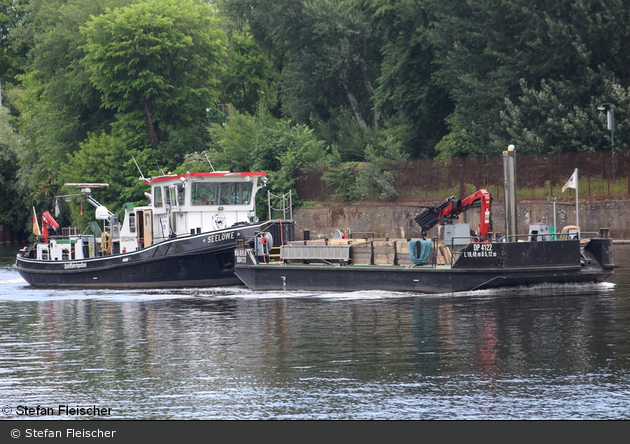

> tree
[429,0,630,156]
[220,30,277,116]
[58,131,136,227]
[221,0,382,133]
[368,0,453,158]
[323,135,409,201]
[0,104,28,231]
[207,106,329,216]
[13,0,129,205]
[0,0,29,83]
[81,0,227,147]
[497,76,629,154]
[279,0,382,130]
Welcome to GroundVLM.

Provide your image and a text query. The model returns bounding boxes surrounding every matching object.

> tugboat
[14,171,294,288]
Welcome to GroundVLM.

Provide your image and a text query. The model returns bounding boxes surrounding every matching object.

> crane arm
[413,189,493,240]
[41,211,60,243]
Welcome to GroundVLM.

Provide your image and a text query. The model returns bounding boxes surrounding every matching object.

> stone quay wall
[292,198,629,241]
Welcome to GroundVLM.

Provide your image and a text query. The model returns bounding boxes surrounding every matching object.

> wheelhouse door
[142,209,153,247]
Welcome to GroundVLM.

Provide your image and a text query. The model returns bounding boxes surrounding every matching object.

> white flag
[55,199,60,217]
[562,169,577,192]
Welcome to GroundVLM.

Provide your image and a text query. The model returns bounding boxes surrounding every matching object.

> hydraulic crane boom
[41,210,60,243]
[413,189,493,240]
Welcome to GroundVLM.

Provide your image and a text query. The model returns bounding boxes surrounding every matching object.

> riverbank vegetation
[1,0,629,231]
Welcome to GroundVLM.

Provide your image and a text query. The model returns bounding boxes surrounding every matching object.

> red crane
[413,189,493,241]
[41,211,60,242]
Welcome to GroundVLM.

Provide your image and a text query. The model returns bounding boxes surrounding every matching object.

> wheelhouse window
[241,183,252,204]
[154,187,163,208]
[191,182,254,205]
[167,184,184,207]
[192,183,218,205]
[219,184,231,205]
[129,213,136,233]
[177,184,185,206]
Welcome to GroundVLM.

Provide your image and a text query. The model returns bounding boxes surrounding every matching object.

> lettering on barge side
[463,243,497,258]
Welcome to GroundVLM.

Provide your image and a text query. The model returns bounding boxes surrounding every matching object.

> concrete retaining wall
[292,198,629,240]
[0,225,26,244]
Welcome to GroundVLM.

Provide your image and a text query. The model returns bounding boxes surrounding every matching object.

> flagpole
[561,168,579,237]
[575,168,579,237]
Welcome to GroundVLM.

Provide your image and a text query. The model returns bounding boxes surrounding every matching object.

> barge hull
[235,264,612,294]
[234,239,616,294]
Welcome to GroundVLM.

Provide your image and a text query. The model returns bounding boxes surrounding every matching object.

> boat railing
[445,230,610,266]
[348,232,375,240]
[501,231,603,243]
[446,235,472,265]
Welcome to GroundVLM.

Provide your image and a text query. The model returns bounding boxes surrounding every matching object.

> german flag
[32,207,41,236]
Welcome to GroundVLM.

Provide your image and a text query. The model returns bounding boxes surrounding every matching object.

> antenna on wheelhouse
[204,153,216,172]
[132,156,146,181]
[156,162,166,176]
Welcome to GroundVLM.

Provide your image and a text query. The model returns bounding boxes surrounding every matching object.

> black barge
[234,236,615,293]
[234,187,616,294]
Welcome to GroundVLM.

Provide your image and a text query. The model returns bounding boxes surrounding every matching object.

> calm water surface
[1,243,629,420]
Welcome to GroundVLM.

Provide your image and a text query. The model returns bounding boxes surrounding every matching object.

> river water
[1,243,629,420]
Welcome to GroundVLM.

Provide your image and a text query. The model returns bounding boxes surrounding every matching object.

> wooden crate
[350,243,373,265]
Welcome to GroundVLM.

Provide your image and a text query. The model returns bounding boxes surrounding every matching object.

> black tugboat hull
[14,224,263,289]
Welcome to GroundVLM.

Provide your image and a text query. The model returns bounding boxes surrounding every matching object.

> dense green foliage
[0,105,27,228]
[1,0,629,233]
[81,0,227,147]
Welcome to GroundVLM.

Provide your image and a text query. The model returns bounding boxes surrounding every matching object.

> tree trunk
[339,67,368,131]
[144,100,160,145]
[275,51,284,119]
[354,40,380,127]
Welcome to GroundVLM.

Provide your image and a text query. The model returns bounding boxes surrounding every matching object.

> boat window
[192,183,218,205]
[165,186,171,206]
[241,183,253,204]
[190,182,253,206]
[177,184,185,206]
[145,213,151,228]
[227,183,253,205]
[219,184,231,205]
[169,186,176,207]
[154,187,163,208]
[129,213,136,233]
[230,183,241,204]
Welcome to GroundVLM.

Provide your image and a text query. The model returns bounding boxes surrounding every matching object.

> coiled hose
[408,240,432,265]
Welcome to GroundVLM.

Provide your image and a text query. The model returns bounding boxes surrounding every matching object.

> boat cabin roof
[145,171,266,185]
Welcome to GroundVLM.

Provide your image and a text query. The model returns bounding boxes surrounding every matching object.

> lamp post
[551,193,557,239]
[597,103,615,184]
